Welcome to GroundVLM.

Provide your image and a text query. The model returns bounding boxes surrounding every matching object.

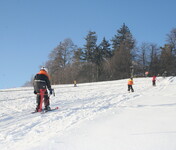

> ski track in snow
[0,77,176,150]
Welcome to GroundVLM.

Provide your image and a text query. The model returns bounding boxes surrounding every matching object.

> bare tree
[46,38,77,84]
[137,43,150,76]
[167,28,176,55]
[160,44,175,75]
[149,44,160,76]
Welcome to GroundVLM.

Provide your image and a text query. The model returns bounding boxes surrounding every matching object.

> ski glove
[49,89,52,95]
[34,91,37,94]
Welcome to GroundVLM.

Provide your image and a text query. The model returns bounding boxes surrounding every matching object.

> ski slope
[0,77,176,150]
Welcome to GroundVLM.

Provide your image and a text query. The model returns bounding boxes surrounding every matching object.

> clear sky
[0,0,176,89]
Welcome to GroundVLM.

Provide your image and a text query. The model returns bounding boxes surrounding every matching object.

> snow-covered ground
[0,77,176,150]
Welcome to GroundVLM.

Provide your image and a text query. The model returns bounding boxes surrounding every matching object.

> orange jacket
[34,70,51,91]
[37,70,50,79]
[128,79,133,85]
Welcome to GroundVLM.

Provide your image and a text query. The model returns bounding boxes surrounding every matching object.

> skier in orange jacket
[128,78,134,92]
[33,67,53,112]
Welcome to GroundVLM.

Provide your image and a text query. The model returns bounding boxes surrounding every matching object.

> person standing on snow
[152,75,157,86]
[128,78,134,92]
[33,67,53,112]
[73,80,77,87]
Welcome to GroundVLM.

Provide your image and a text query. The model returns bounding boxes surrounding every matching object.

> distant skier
[152,75,157,86]
[33,67,53,112]
[162,71,167,78]
[128,78,134,92]
[73,80,77,87]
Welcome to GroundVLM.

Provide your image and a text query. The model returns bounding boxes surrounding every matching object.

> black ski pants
[152,80,156,86]
[128,85,134,92]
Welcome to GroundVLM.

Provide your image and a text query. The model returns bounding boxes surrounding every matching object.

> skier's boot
[44,106,51,111]
[35,105,40,112]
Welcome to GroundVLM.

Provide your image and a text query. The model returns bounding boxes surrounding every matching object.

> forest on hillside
[24,24,176,86]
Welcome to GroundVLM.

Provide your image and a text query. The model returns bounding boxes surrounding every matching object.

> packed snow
[0,77,176,150]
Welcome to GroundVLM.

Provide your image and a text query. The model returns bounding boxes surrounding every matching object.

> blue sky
[0,0,176,89]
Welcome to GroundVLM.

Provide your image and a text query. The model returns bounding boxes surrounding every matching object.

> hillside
[0,77,176,150]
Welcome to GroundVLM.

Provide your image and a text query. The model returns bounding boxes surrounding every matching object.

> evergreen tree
[71,48,85,82]
[81,31,98,82]
[83,31,97,62]
[111,23,135,53]
[99,37,112,59]
[111,24,136,79]
[97,37,112,80]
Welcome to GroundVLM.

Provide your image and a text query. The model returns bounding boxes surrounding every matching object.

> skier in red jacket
[152,75,157,86]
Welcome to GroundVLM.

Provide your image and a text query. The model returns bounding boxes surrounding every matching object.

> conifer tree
[83,31,97,62]
[81,31,98,82]
[111,24,135,79]
[99,37,112,59]
[111,23,135,53]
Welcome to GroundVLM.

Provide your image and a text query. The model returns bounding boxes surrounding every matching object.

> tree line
[24,24,176,86]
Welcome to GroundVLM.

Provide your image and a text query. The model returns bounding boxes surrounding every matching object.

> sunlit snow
[0,77,176,150]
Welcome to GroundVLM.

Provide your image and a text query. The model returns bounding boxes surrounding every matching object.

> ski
[41,107,59,114]
[31,107,59,114]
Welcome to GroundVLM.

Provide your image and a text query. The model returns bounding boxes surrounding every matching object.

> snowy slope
[0,77,176,150]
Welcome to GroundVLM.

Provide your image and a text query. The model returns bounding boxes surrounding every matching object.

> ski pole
[52,89,55,96]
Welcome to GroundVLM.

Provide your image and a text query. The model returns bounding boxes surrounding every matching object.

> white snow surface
[0,77,176,150]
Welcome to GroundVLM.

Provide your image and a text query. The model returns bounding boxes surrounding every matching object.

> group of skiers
[33,67,158,111]
[127,75,157,93]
